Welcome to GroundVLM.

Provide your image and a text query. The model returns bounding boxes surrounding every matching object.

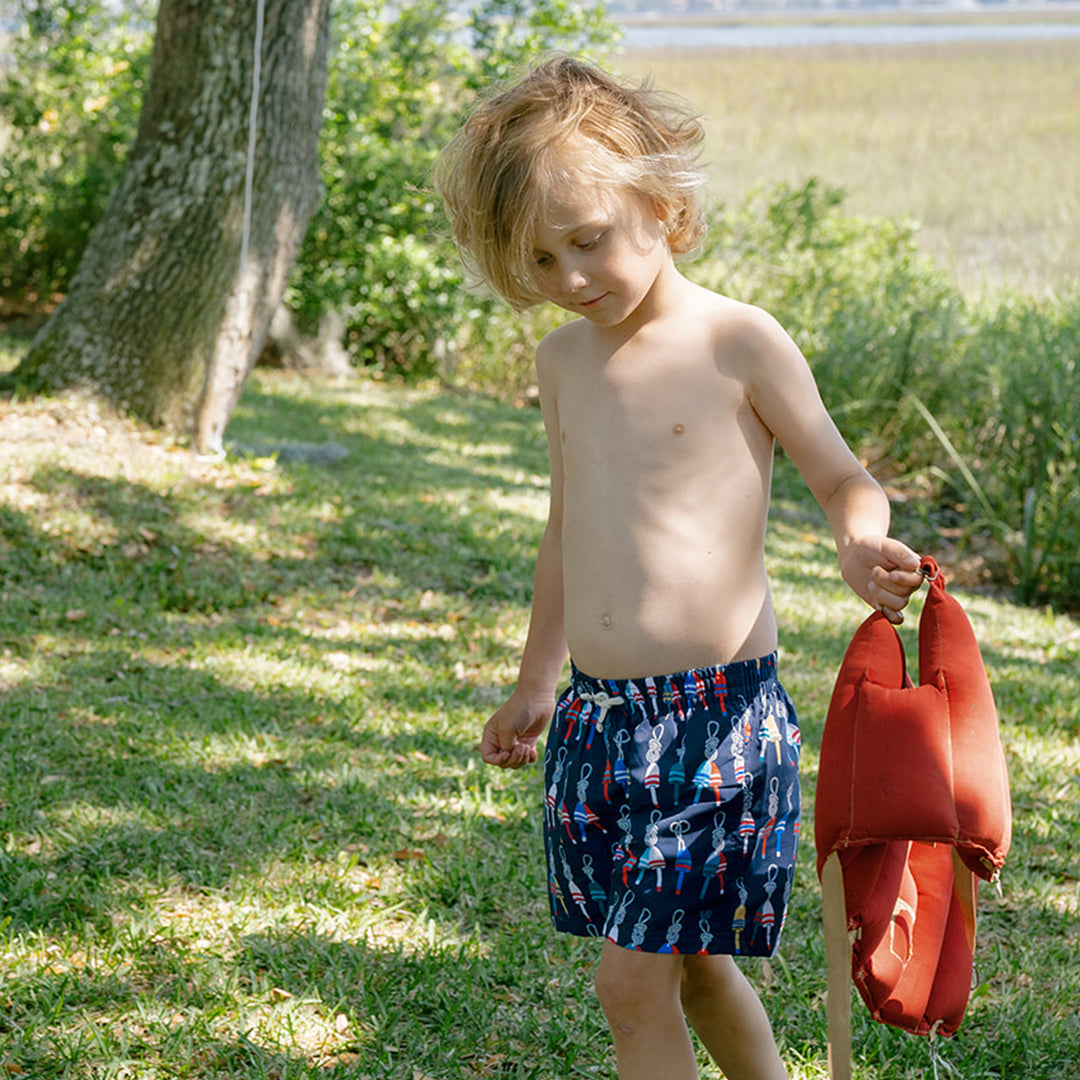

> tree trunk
[16,0,332,453]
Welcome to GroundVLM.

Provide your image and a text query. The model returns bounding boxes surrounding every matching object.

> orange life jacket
[815,556,1011,1074]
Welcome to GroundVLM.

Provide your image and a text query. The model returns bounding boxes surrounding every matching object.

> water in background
[616,18,1080,49]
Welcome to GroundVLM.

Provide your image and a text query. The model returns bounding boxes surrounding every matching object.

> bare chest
[557,356,766,500]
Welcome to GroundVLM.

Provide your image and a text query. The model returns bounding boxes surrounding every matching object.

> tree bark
[16,0,332,453]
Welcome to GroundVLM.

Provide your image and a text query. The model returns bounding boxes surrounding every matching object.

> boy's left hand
[842,536,924,625]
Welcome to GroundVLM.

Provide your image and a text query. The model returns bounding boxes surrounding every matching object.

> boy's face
[530,181,671,328]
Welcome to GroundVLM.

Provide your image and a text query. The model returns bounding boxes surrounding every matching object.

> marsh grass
[1,370,1079,1077]
[616,38,1080,298]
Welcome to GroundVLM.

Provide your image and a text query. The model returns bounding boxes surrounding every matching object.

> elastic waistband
[569,652,778,720]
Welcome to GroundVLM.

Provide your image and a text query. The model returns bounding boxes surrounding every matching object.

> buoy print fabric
[543,653,800,956]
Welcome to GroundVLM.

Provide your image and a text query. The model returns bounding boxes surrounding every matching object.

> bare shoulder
[534,317,588,421]
[536,317,586,372]
[698,291,792,349]
[696,290,808,383]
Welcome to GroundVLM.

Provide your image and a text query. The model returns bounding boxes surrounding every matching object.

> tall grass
[616,38,1080,299]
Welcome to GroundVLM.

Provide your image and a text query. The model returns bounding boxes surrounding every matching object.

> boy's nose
[564,267,589,293]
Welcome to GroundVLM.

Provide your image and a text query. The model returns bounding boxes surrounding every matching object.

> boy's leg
[594,942,699,1080]
[680,953,789,1080]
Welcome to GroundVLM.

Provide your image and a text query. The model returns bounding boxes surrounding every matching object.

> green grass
[1,369,1079,1077]
[616,38,1080,299]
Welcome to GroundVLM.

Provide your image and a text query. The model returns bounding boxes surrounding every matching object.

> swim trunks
[543,653,800,956]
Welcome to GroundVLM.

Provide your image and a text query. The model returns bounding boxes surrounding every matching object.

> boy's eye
[534,253,553,268]
[577,232,604,250]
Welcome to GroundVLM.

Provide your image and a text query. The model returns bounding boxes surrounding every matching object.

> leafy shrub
[955,297,1080,606]
[695,179,968,473]
[286,0,617,373]
[448,303,573,403]
[0,1,152,301]
[689,180,1080,610]
[285,0,469,371]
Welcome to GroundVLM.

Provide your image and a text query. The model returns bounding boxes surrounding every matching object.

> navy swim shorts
[543,653,801,956]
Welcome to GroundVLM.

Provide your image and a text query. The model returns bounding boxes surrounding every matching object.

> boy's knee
[595,958,644,1022]
[679,953,736,1015]
[594,947,679,1032]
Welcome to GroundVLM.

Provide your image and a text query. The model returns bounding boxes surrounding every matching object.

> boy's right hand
[478,691,555,770]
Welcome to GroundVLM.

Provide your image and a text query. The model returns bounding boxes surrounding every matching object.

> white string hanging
[239,0,266,276]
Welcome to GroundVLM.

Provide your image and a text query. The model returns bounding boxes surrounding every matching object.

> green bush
[695,179,968,473]
[0,1,152,301]
[285,0,469,370]
[956,297,1080,606]
[287,0,617,373]
[448,302,573,403]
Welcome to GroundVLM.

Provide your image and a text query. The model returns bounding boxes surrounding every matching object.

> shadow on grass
[229,928,607,1079]
[0,656,481,931]
[0,923,609,1079]
[0,383,554,942]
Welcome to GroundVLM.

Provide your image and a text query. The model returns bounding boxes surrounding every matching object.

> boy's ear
[649,197,674,239]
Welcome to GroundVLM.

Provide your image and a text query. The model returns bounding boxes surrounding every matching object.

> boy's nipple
[673,423,686,437]
[600,613,613,630]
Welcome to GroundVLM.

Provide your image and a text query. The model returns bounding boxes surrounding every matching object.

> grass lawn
[1,368,1078,1077]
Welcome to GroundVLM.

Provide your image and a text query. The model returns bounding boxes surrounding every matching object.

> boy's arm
[478,517,567,768]
[478,340,568,768]
[818,469,924,624]
[741,308,924,623]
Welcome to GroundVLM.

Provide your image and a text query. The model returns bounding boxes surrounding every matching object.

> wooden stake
[822,852,853,1080]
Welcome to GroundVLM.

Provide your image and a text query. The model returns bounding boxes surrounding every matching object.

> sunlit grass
[1,371,1078,1077]
[617,38,1080,298]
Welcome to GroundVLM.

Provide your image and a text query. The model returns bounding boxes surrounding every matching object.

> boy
[435,56,923,1080]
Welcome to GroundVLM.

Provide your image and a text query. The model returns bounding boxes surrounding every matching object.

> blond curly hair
[434,56,706,310]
